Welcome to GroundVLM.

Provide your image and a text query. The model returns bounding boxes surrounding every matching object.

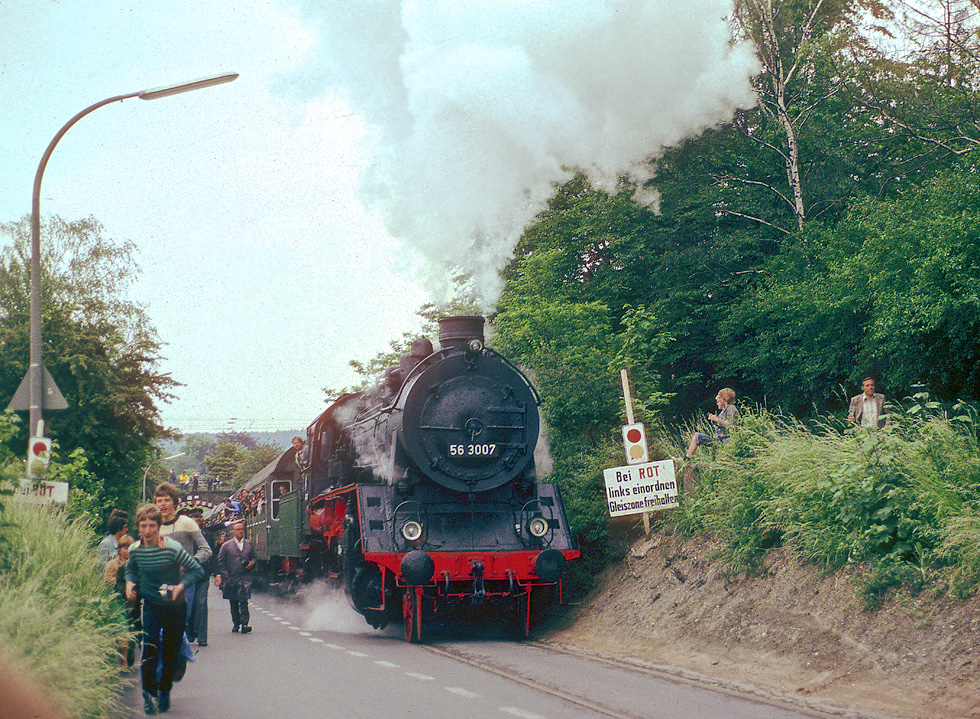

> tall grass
[664,400,980,607]
[0,498,131,718]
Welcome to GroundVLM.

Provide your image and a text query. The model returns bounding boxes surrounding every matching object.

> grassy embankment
[661,393,980,608]
[0,497,131,718]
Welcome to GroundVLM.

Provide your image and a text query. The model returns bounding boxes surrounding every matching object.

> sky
[0,0,758,435]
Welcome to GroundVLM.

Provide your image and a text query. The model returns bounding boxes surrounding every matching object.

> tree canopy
[489,0,980,559]
[0,216,177,514]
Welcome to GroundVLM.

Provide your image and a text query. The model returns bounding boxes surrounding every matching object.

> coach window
[271,481,291,520]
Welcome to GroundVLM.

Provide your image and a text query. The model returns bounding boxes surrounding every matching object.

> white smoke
[297,0,758,305]
[298,582,391,635]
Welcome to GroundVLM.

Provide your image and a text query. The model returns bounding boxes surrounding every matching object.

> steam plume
[298,0,758,304]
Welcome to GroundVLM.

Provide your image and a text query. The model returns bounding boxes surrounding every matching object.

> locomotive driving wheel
[402,587,423,643]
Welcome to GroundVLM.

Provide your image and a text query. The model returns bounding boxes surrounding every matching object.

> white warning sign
[603,460,678,517]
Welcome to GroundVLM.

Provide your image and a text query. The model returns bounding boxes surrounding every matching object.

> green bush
[664,400,980,607]
[0,499,131,718]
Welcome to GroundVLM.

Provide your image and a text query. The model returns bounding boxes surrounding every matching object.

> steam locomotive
[243,316,579,640]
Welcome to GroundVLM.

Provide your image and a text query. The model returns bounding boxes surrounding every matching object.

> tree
[322,290,484,402]
[202,438,284,491]
[846,0,980,173]
[848,167,980,398]
[179,434,218,470]
[204,438,247,490]
[0,216,177,512]
[726,0,889,237]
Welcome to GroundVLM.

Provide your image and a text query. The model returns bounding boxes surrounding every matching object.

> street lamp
[22,72,239,440]
[143,452,186,502]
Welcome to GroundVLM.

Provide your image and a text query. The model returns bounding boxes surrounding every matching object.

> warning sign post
[603,459,679,517]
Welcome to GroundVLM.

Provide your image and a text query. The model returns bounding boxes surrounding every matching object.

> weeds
[663,396,980,608]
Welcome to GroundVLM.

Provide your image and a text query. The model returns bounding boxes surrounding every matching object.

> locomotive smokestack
[437,316,485,350]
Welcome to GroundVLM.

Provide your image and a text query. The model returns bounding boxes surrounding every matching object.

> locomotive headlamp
[401,520,424,542]
[527,516,549,538]
[466,338,483,353]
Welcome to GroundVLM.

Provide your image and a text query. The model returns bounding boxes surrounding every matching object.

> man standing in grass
[848,377,888,429]
[126,504,203,715]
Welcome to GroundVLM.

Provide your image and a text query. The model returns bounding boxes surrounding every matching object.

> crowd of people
[169,469,224,493]
[199,486,267,531]
[96,484,259,715]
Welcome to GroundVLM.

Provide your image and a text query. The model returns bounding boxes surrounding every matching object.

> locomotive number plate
[449,443,499,458]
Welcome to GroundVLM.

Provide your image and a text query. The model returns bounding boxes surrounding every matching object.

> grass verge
[0,497,131,718]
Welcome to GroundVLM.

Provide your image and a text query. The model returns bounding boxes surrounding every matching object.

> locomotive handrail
[354,347,542,431]
[488,349,542,406]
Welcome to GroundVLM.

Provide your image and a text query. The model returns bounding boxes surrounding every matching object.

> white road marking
[308,638,324,643]
[446,687,481,698]
[346,651,368,657]
[322,643,345,650]
[500,708,545,719]
[269,615,281,620]
[298,631,312,636]
[375,661,400,668]
[405,672,434,680]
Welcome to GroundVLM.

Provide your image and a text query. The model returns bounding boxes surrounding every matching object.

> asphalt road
[118,587,884,719]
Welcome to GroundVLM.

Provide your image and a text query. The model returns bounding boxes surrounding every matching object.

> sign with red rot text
[12,479,69,504]
[603,459,679,517]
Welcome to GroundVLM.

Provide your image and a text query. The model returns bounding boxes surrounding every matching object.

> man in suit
[848,377,887,429]
[215,521,256,633]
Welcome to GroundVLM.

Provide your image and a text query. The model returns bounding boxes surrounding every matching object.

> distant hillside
[158,430,300,457]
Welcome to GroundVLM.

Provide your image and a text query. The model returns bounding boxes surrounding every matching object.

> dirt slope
[547,533,980,719]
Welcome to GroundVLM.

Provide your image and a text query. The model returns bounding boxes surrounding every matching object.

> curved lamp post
[25,72,238,440]
[143,452,186,502]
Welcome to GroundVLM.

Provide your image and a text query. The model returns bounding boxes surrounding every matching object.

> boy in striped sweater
[126,504,203,715]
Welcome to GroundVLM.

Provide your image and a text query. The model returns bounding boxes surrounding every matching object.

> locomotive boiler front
[394,316,540,494]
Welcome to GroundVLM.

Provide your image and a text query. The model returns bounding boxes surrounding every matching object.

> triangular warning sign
[7,365,68,411]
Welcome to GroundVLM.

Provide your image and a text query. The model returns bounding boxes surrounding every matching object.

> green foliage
[231,441,282,487]
[0,216,178,516]
[494,196,679,567]
[847,170,980,398]
[612,305,675,419]
[482,1,980,605]
[52,447,103,523]
[203,437,249,489]
[666,399,980,607]
[195,437,283,492]
[0,501,131,718]
[179,433,218,470]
